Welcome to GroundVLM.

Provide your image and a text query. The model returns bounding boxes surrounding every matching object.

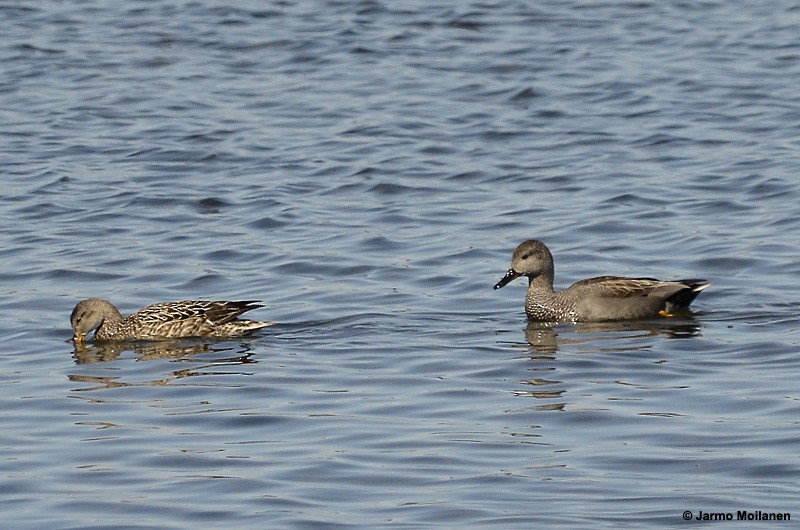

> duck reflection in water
[69,339,258,391]
[523,318,705,354]
[510,319,704,415]
[72,336,260,363]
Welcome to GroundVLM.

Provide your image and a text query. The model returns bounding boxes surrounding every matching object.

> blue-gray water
[2,1,800,528]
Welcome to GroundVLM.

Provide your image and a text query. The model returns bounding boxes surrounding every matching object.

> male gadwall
[494,240,709,322]
[71,299,274,342]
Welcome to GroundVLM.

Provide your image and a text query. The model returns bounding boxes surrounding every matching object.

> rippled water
[3,0,800,527]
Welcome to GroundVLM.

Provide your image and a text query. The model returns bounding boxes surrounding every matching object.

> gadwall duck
[494,240,709,322]
[71,299,274,342]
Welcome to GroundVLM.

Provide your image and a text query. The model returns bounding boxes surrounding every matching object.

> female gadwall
[494,240,709,322]
[71,299,274,342]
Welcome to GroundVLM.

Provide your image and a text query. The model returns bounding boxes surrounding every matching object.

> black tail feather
[667,279,710,308]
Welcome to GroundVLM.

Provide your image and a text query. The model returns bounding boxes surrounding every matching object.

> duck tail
[667,279,710,308]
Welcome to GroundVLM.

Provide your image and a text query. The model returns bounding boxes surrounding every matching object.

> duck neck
[97,304,125,334]
[528,271,555,292]
[103,303,124,322]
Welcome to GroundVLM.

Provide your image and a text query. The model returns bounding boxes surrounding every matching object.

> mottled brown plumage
[71,299,274,342]
[494,240,709,322]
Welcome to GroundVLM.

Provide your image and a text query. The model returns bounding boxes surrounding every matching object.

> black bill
[493,269,521,290]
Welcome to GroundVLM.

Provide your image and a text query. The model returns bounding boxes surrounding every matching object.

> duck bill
[493,269,521,290]
[73,334,85,344]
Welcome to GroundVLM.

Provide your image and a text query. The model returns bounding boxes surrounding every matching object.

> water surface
[2,1,800,527]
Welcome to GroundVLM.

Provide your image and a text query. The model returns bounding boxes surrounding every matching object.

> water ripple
[2,0,800,527]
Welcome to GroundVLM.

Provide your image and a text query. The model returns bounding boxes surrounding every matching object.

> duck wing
[568,276,671,298]
[133,300,264,325]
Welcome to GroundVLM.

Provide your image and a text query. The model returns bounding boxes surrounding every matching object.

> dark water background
[2,1,800,527]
